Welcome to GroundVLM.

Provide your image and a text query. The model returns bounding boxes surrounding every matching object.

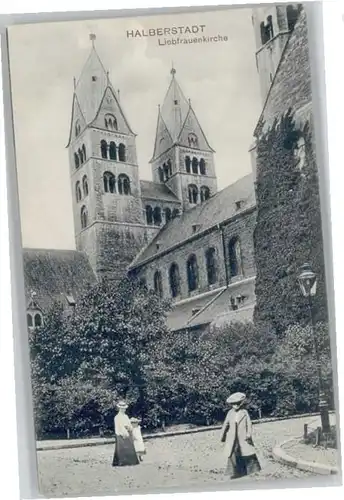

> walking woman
[112,401,140,467]
[220,392,261,479]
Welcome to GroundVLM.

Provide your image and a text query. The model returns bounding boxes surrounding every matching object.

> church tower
[150,67,217,212]
[252,4,301,104]
[67,35,150,281]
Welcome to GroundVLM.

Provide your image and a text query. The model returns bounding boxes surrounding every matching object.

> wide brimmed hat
[130,417,141,423]
[226,392,246,405]
[116,400,128,410]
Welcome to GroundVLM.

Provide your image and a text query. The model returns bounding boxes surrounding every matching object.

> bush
[31,272,334,437]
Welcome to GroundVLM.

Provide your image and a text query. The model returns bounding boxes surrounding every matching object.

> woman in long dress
[220,392,261,479]
[112,401,140,467]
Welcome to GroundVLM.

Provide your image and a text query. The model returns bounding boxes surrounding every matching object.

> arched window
[267,15,274,38]
[109,142,117,160]
[167,159,172,177]
[205,248,217,285]
[27,313,33,328]
[80,205,88,229]
[118,143,126,162]
[103,172,116,193]
[153,206,162,226]
[75,181,82,202]
[187,254,199,292]
[287,5,299,32]
[82,144,86,162]
[158,167,164,182]
[228,237,242,278]
[200,186,210,203]
[105,113,118,131]
[74,152,80,169]
[118,174,130,195]
[199,158,206,175]
[185,156,191,173]
[101,140,108,159]
[165,207,172,223]
[260,16,274,44]
[146,205,153,225]
[75,120,81,137]
[172,208,180,219]
[163,163,169,181]
[78,148,84,165]
[188,133,198,148]
[260,21,266,45]
[82,175,89,197]
[154,271,163,298]
[169,263,180,298]
[188,184,198,204]
[192,157,198,174]
[34,313,42,327]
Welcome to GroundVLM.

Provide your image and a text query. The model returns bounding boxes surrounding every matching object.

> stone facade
[24,7,311,334]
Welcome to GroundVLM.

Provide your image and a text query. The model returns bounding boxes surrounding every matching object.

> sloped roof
[255,8,311,135]
[177,103,214,152]
[151,109,174,161]
[161,69,190,142]
[166,288,223,331]
[131,173,255,268]
[187,287,254,329]
[140,180,180,203]
[23,248,97,313]
[74,46,109,124]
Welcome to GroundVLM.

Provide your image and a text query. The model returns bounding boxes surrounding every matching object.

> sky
[8,7,262,250]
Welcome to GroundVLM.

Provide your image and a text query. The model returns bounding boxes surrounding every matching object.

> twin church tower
[67,35,216,280]
[67,3,300,282]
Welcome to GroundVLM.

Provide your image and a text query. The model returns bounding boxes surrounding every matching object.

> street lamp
[298,263,330,434]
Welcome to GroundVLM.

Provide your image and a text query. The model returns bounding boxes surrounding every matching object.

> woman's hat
[130,417,140,423]
[116,400,128,410]
[226,392,246,405]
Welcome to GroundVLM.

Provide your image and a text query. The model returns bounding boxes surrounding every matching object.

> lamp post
[298,263,330,434]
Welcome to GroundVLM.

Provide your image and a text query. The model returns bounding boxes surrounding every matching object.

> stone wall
[133,209,256,303]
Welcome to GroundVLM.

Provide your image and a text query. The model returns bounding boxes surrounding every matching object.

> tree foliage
[30,276,334,438]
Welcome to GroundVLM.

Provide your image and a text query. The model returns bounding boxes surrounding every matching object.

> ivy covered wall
[253,110,328,334]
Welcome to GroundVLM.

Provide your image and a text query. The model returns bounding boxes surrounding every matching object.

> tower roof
[151,66,214,161]
[67,35,134,146]
[74,37,109,124]
[160,66,190,141]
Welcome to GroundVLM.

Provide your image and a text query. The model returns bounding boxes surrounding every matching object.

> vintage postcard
[3,2,342,497]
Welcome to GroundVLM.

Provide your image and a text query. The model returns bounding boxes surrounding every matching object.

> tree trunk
[67,428,70,440]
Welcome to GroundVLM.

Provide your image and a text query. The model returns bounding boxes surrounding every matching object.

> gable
[177,105,214,152]
[92,86,134,135]
[255,8,311,135]
[66,94,87,147]
[151,111,174,161]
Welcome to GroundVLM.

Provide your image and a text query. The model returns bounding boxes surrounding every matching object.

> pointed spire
[160,67,189,141]
[73,77,76,90]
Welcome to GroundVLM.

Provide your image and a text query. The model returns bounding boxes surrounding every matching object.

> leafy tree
[270,322,334,415]
[30,276,172,434]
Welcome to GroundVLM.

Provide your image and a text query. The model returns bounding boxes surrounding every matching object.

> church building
[24,4,306,334]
